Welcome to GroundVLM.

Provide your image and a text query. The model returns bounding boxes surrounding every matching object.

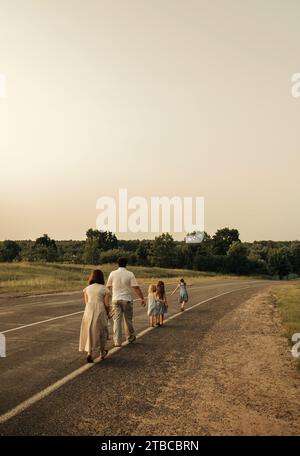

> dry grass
[273,281,300,368]
[0,262,250,295]
[273,282,300,340]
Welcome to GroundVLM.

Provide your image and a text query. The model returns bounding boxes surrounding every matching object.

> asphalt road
[0,278,271,435]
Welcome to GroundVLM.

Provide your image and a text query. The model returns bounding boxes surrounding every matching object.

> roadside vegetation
[1,228,300,280]
[273,282,300,368]
[0,262,249,295]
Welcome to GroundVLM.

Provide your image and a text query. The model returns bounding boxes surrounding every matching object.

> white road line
[0,284,258,424]
[0,298,82,312]
[1,311,85,334]
[0,281,261,334]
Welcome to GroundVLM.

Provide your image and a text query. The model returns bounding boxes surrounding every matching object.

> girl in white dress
[79,269,111,363]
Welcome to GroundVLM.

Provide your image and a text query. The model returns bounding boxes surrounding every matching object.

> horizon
[3,231,300,244]
[1,0,300,242]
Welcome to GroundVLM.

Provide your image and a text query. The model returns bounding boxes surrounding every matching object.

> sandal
[101,350,108,360]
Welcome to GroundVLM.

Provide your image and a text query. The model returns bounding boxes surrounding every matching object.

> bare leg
[100,328,108,359]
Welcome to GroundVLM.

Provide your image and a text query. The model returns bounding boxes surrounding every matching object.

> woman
[79,269,111,363]
[171,278,188,312]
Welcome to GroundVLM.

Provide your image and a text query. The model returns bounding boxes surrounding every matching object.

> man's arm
[130,272,145,306]
[132,286,146,307]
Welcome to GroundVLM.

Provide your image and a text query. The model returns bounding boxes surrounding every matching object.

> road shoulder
[135,289,300,435]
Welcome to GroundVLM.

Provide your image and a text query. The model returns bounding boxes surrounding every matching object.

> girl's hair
[88,269,105,285]
[156,281,165,300]
[180,278,186,285]
[148,284,156,294]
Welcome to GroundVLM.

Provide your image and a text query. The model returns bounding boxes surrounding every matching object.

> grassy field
[0,262,251,295]
[274,282,300,340]
[273,282,300,367]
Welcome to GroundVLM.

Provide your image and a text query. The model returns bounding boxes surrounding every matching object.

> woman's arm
[83,291,88,305]
[104,293,110,307]
[104,293,111,317]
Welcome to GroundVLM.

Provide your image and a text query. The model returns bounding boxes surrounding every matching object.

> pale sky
[0,0,299,241]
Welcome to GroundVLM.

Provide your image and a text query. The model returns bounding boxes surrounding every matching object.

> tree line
[1,228,300,279]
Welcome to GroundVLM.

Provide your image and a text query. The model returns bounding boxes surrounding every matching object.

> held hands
[106,306,113,319]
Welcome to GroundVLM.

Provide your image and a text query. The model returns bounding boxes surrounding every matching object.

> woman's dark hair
[118,257,128,267]
[180,278,186,284]
[156,280,165,300]
[88,269,105,285]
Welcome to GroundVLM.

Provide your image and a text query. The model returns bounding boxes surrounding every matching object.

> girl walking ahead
[171,278,188,312]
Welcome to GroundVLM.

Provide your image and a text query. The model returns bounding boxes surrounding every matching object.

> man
[107,257,145,347]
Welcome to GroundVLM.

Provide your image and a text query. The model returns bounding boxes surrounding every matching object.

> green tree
[290,243,300,275]
[0,240,21,262]
[267,248,292,279]
[86,229,118,251]
[150,233,176,268]
[226,241,249,274]
[32,234,58,262]
[118,240,140,252]
[182,232,212,269]
[100,249,137,265]
[193,253,227,273]
[136,240,152,266]
[56,240,85,264]
[212,228,240,255]
[83,237,100,265]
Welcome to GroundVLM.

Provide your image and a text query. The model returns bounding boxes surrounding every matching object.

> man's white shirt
[106,267,138,301]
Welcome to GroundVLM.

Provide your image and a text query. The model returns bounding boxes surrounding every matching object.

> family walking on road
[79,257,188,363]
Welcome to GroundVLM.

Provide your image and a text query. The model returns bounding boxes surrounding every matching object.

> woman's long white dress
[79,283,109,354]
